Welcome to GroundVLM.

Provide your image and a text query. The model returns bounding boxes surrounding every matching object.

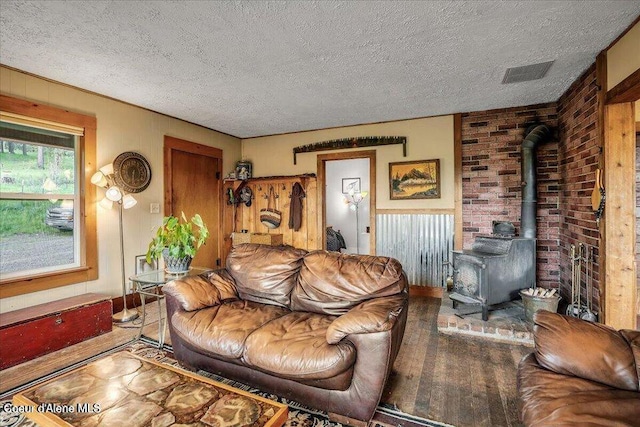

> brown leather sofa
[517,310,640,426]
[163,243,408,425]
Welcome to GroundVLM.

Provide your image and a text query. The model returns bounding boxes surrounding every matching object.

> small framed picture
[342,178,361,194]
[235,161,252,180]
[389,159,441,200]
[135,254,157,275]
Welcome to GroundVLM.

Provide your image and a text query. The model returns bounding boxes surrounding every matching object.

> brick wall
[461,103,560,289]
[459,62,620,317]
[556,63,601,314]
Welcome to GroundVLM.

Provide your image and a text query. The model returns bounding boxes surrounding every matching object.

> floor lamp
[92,163,139,323]
[344,189,368,254]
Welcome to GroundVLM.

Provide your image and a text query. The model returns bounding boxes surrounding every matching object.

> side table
[130,267,212,348]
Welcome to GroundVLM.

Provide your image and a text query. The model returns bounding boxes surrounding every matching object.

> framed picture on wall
[389,159,440,200]
[342,178,361,194]
[135,254,157,275]
[235,161,252,180]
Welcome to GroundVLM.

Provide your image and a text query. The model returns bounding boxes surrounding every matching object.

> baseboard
[409,285,444,298]
[111,293,157,314]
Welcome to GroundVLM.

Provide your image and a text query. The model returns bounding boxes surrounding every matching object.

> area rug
[0,341,454,427]
[129,343,454,427]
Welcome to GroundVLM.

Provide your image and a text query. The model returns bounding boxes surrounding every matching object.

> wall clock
[113,151,152,193]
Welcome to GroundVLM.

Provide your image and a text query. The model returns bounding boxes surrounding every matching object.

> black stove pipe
[521,124,552,239]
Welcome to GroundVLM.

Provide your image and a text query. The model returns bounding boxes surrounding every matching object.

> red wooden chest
[0,293,112,369]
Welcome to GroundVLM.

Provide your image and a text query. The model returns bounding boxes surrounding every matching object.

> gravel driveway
[1,233,74,274]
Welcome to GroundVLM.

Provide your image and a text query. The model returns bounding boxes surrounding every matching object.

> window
[0,95,97,298]
[0,123,80,277]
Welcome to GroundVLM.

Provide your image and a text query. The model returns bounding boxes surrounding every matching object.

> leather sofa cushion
[326,295,407,344]
[533,311,639,391]
[163,275,222,311]
[171,300,289,359]
[291,251,406,315]
[202,269,239,302]
[164,270,238,311]
[244,312,356,384]
[226,244,307,307]
[518,353,640,426]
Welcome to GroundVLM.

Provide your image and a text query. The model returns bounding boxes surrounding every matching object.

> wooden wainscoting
[222,175,319,262]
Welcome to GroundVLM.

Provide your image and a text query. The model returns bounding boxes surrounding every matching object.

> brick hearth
[437,292,533,346]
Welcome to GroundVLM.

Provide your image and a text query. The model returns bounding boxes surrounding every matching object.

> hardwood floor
[1,296,530,426]
[383,296,529,427]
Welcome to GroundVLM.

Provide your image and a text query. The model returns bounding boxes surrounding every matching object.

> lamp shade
[99,197,113,210]
[91,171,108,188]
[105,186,123,202]
[122,194,137,209]
[99,163,114,176]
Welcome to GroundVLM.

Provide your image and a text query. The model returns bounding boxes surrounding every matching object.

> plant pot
[162,248,193,274]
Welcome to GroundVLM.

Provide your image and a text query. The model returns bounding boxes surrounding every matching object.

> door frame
[317,150,376,254]
[164,136,223,264]
[598,50,639,329]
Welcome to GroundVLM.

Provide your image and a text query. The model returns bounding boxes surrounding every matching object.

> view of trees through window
[0,135,78,277]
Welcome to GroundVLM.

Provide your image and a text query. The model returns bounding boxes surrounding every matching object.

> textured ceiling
[1,1,639,138]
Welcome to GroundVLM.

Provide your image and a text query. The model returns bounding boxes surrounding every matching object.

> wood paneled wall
[222,176,319,262]
[603,102,637,329]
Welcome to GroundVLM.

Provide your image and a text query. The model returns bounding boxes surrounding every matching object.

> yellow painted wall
[0,66,241,313]
[241,115,455,210]
[607,20,640,89]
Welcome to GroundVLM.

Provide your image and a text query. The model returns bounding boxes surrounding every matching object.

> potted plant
[146,212,209,273]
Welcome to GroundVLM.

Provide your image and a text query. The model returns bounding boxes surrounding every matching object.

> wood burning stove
[450,235,535,320]
[450,124,552,320]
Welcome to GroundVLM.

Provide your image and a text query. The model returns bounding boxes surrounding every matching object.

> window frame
[0,95,98,298]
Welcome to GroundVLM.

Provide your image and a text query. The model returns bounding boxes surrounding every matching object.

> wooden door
[164,136,222,268]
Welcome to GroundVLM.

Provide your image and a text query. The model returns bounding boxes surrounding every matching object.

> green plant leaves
[145,211,209,263]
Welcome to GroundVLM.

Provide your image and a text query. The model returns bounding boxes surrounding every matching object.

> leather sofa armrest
[326,294,407,344]
[533,310,640,391]
[163,269,238,311]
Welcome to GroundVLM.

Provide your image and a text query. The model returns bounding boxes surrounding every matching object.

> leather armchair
[517,310,640,426]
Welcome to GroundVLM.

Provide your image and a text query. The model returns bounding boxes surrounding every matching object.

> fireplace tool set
[567,243,598,322]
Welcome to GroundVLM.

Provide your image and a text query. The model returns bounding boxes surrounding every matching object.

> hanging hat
[240,186,253,207]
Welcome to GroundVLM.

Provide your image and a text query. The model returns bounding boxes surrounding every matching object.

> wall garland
[292,136,406,164]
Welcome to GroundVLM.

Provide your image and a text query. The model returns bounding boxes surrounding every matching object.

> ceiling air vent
[502,60,554,84]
